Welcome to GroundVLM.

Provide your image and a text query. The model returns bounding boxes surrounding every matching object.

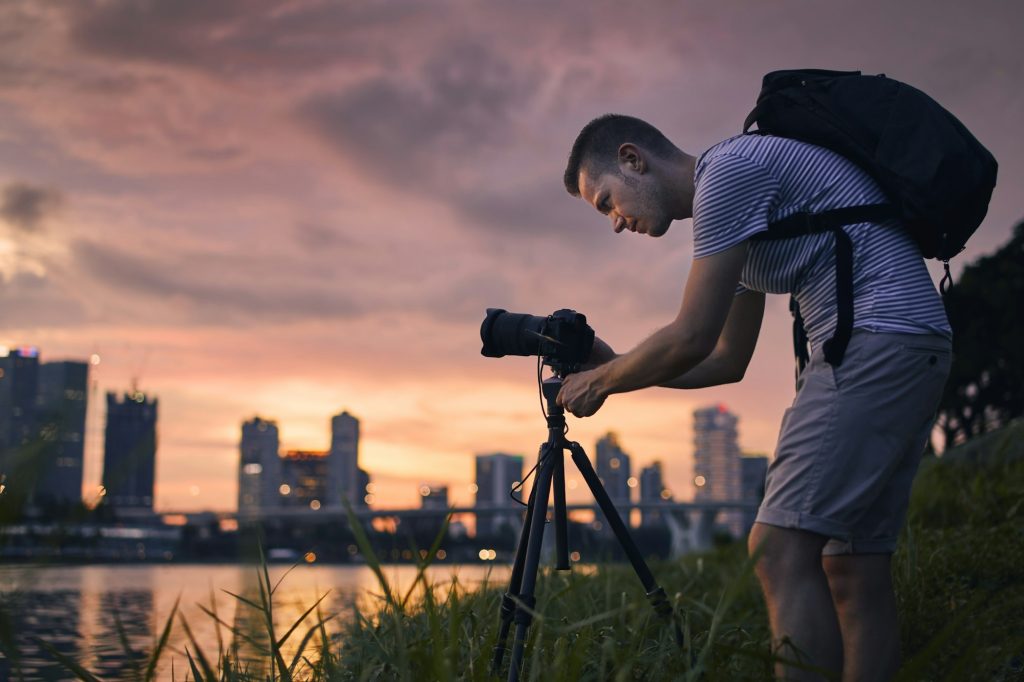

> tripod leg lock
[499,593,517,621]
[513,594,537,627]
[645,586,674,620]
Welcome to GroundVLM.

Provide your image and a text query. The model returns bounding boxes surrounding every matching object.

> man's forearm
[658,349,742,389]
[596,323,711,395]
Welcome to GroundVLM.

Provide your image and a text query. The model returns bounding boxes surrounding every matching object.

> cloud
[1,183,63,232]
[70,238,365,324]
[64,0,427,77]
[299,40,542,186]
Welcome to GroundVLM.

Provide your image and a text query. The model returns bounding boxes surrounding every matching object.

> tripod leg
[568,441,682,641]
[507,439,558,682]
[553,448,569,570]
[491,445,542,676]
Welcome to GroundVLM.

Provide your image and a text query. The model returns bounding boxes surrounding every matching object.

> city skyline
[1,2,1021,512]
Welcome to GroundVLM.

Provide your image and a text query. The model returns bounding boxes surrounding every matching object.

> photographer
[556,114,951,681]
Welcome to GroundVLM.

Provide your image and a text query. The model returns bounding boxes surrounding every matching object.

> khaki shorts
[756,330,952,555]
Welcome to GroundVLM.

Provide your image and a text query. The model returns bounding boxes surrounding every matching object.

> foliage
[937,221,1024,448]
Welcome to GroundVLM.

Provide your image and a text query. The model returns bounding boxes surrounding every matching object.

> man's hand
[556,368,608,417]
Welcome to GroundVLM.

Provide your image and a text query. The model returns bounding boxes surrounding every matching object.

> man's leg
[823,553,899,682]
[749,522,842,680]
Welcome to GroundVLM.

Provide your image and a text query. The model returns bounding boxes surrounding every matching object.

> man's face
[578,166,674,238]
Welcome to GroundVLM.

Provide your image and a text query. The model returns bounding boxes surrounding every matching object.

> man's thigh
[757,332,951,547]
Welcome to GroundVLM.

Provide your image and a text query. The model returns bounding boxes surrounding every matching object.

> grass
[16,420,1024,681]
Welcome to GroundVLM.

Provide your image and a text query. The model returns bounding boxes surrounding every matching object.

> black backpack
[743,69,998,373]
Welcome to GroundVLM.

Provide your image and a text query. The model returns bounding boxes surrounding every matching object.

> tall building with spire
[238,416,282,517]
[693,404,743,537]
[102,390,158,511]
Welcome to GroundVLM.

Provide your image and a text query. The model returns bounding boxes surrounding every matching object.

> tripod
[490,374,681,681]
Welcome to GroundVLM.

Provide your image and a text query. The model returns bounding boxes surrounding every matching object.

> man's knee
[749,523,828,590]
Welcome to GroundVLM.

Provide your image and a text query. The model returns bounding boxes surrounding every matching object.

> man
[556,114,951,681]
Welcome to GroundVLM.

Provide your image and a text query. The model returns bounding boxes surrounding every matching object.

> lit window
[243,463,263,475]
[310,499,321,510]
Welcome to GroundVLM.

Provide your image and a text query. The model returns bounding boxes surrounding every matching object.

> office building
[639,461,667,528]
[102,390,158,510]
[693,404,743,537]
[238,417,281,517]
[34,361,89,505]
[328,411,361,509]
[595,432,631,509]
[0,347,40,477]
[280,450,329,509]
[474,452,524,537]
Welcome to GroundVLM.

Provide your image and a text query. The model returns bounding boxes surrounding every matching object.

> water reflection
[0,563,511,678]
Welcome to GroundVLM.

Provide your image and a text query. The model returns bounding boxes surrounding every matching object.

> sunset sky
[2,0,1022,512]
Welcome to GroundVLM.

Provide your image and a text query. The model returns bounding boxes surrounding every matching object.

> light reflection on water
[0,562,512,680]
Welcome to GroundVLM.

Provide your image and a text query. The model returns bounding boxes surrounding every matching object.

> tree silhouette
[936,221,1024,449]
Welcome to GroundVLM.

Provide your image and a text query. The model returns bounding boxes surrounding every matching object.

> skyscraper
[740,453,770,535]
[639,461,666,528]
[0,347,40,479]
[102,390,158,510]
[35,361,89,505]
[474,452,524,537]
[280,450,328,509]
[693,404,743,537]
[238,416,281,517]
[595,432,631,509]
[328,411,361,509]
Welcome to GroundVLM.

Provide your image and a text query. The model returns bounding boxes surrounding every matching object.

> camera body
[480,308,595,375]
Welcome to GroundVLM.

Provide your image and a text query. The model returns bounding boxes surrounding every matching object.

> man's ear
[618,143,647,174]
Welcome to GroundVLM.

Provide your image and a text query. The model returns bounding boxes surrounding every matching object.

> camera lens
[480,309,547,358]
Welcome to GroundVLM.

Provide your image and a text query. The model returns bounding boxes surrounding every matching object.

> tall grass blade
[185,648,204,682]
[143,594,179,682]
[275,591,329,649]
[342,502,396,609]
[178,613,217,681]
[112,608,143,682]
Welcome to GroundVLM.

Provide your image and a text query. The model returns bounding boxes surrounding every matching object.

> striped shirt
[692,134,951,348]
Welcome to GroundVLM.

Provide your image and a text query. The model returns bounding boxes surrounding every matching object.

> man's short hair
[563,114,676,196]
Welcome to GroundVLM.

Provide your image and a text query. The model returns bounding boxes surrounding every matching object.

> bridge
[239,500,760,558]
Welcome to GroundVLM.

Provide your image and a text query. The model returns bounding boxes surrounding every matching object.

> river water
[0,562,513,680]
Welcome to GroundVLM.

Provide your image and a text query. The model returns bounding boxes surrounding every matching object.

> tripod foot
[646,586,684,647]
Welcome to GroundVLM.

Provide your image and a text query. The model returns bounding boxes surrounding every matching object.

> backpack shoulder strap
[752,203,896,372]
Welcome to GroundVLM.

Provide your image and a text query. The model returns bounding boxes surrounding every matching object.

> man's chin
[647,220,672,238]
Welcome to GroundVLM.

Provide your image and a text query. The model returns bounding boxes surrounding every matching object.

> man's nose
[611,214,626,233]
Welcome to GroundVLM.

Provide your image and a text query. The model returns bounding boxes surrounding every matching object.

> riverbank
[5,421,1022,680]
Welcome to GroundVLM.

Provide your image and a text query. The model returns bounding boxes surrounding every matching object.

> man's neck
[666,152,697,220]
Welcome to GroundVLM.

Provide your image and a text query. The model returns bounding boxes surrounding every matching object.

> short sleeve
[692,152,781,259]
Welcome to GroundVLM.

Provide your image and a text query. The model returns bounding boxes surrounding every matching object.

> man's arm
[556,242,748,416]
[659,290,764,389]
